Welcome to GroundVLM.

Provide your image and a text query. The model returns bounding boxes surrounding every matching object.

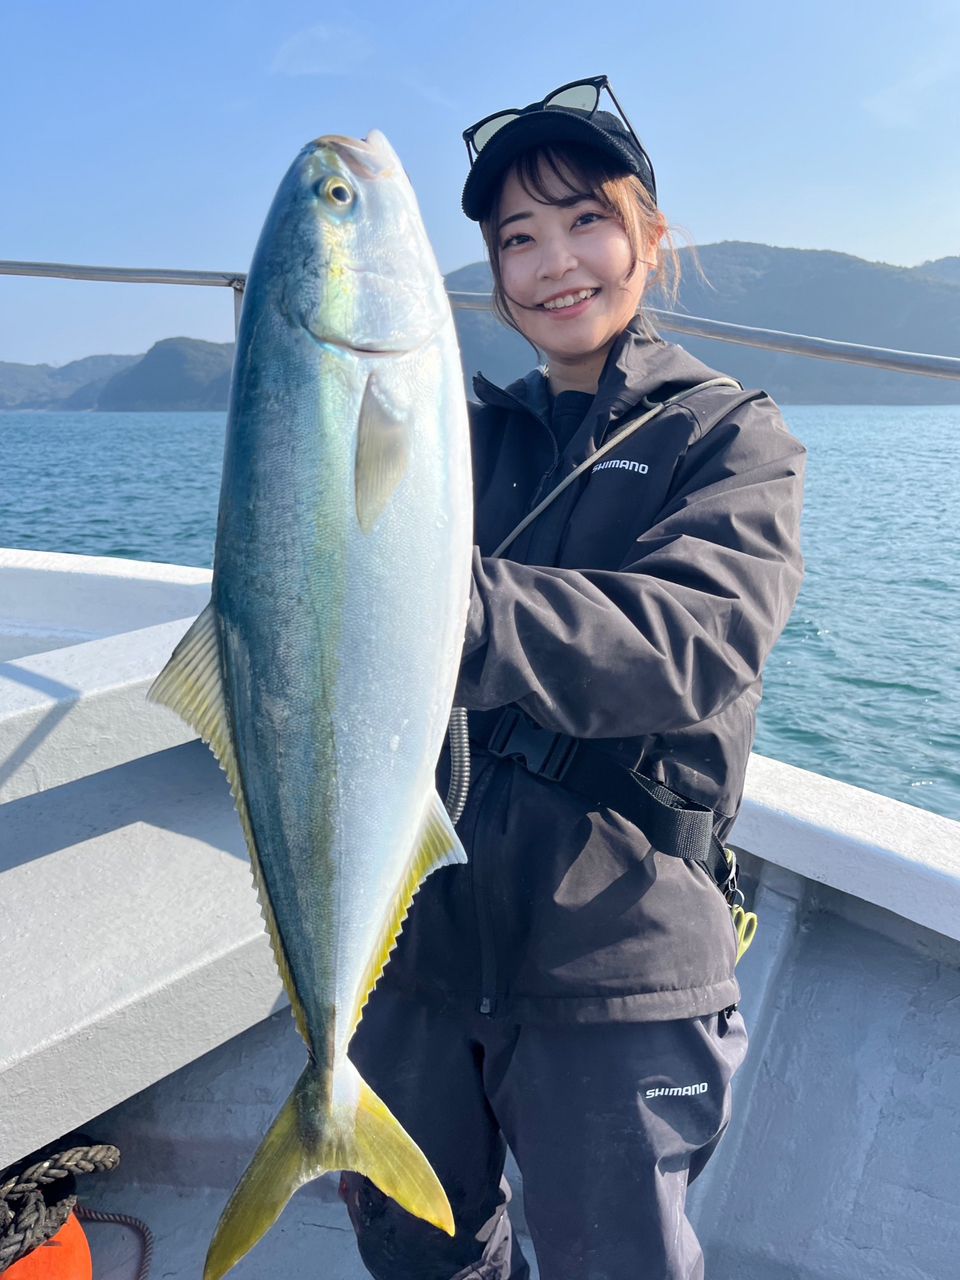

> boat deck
[73,1002,541,1279]
[85,1180,374,1280]
[3,547,960,1279]
[81,1173,542,1280]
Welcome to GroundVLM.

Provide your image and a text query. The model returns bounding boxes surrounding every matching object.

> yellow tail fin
[203,1057,454,1280]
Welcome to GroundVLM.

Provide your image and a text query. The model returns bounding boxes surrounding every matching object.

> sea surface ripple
[1,404,957,821]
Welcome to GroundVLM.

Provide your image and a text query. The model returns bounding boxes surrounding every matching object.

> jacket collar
[473,319,727,445]
[472,364,552,426]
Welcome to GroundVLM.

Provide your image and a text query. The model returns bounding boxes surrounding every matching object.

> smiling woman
[338,75,807,1280]
[482,142,680,392]
[489,151,660,390]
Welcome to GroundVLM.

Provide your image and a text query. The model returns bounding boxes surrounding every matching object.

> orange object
[4,1211,92,1280]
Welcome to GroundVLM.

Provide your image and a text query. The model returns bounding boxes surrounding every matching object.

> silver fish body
[150,131,472,1278]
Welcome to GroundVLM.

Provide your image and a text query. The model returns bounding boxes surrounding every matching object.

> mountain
[655,242,960,404]
[446,264,536,392]
[912,256,960,286]
[1,243,957,407]
[96,337,234,410]
[0,354,139,409]
[451,244,960,404]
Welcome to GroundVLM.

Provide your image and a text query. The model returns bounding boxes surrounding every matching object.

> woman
[341,76,805,1279]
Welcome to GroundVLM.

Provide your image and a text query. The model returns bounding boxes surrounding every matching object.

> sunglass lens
[473,112,521,152]
[545,84,600,112]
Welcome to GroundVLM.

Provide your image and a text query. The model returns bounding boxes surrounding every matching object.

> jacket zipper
[471,394,557,1015]
[470,761,511,1016]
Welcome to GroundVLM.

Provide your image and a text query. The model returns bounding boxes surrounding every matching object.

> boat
[1,260,959,1279]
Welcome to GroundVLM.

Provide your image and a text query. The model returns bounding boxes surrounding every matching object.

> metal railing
[447,291,960,381]
[0,261,248,331]
[2,259,960,382]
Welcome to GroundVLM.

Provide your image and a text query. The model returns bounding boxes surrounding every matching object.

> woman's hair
[479,142,682,339]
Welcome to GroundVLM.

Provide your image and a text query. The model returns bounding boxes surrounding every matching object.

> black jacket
[385,324,806,1022]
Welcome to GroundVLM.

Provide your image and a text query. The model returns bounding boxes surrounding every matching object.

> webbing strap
[469,706,730,888]
[491,377,743,557]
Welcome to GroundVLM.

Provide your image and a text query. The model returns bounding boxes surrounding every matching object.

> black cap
[462,107,656,223]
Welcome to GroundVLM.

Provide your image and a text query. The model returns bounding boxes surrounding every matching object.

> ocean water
[0,405,958,822]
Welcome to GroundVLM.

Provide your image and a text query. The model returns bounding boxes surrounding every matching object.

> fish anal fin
[349,791,466,1036]
[148,603,311,1045]
[355,371,410,533]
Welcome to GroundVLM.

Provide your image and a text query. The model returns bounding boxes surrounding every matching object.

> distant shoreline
[4,243,960,407]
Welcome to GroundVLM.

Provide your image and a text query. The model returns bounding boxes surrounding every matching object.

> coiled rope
[0,1145,152,1279]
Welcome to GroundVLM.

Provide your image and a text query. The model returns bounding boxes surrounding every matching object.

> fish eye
[317,176,355,209]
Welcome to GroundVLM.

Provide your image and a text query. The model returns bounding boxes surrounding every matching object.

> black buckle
[487,707,578,782]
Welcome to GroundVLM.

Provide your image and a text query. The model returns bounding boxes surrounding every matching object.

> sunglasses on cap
[462,75,654,189]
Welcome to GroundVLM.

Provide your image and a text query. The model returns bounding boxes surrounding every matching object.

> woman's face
[494,164,653,369]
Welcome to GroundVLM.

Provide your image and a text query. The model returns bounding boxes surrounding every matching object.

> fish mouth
[313,131,397,180]
[306,330,442,360]
[321,336,410,357]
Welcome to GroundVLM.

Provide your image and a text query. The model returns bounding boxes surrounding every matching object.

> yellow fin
[149,603,232,769]
[353,1066,454,1236]
[350,791,466,1037]
[204,1057,453,1280]
[147,604,310,1044]
[355,372,410,533]
[204,1062,315,1280]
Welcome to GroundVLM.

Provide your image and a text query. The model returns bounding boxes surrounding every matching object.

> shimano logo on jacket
[593,458,649,474]
[645,1082,709,1099]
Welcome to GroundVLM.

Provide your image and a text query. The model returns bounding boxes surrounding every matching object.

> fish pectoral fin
[204,1057,453,1280]
[350,791,467,1034]
[355,371,411,533]
[148,603,311,1046]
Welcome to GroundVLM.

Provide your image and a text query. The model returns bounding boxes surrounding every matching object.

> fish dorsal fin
[349,790,466,1036]
[355,372,410,533]
[148,603,310,1045]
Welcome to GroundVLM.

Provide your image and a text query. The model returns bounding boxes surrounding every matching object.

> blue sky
[1,0,958,365]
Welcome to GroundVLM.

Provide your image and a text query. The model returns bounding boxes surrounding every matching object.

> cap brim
[462,110,646,222]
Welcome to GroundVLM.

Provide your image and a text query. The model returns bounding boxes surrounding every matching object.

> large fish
[149,131,472,1278]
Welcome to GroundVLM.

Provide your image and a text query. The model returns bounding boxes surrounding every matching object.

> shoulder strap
[491,377,742,557]
[678,384,767,441]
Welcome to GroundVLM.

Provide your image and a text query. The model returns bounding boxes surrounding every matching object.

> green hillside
[1,243,957,408]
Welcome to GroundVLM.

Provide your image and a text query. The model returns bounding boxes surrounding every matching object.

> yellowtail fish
[149,130,473,1278]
